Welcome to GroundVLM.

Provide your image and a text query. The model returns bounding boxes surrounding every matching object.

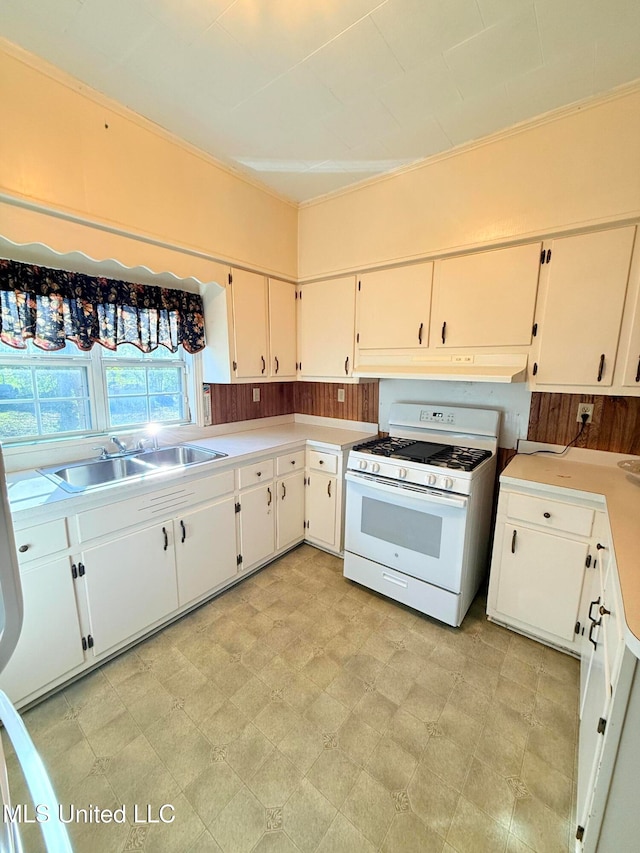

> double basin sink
[39,445,227,493]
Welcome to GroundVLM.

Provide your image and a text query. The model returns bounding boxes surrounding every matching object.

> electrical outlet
[252,387,260,403]
[337,388,345,403]
[577,403,594,424]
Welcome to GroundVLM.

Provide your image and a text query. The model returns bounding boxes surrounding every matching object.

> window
[0,341,189,441]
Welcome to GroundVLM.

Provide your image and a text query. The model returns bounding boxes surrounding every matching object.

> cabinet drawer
[506,493,594,537]
[307,450,338,474]
[237,458,274,489]
[15,518,68,564]
[276,451,305,476]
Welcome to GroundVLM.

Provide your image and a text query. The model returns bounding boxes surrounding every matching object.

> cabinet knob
[256,471,262,477]
[319,460,324,465]
[599,604,611,617]
[543,512,551,519]
[291,460,296,465]
[18,544,29,553]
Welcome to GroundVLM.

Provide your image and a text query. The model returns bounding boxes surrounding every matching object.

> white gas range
[343,403,500,627]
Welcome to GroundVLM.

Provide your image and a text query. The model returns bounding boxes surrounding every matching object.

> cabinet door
[299,277,355,378]
[535,227,635,385]
[306,472,337,548]
[176,497,238,606]
[433,243,541,348]
[239,483,275,570]
[495,523,588,642]
[276,472,305,550]
[357,263,432,349]
[269,278,297,379]
[231,268,269,379]
[83,523,178,657]
[0,558,84,705]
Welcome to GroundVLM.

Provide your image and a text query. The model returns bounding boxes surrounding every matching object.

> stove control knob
[442,477,454,490]
[359,460,368,470]
[427,474,437,486]
[398,468,407,479]
[372,462,380,473]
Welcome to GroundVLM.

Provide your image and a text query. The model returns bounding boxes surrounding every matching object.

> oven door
[344,471,468,592]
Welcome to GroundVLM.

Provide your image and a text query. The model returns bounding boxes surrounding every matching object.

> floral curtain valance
[0,258,206,354]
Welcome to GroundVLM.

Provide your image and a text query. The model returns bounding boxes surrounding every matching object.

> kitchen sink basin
[38,445,227,493]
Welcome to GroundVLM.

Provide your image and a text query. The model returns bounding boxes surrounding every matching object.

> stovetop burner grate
[352,436,491,472]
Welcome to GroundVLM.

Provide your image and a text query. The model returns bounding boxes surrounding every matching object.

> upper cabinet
[533,227,636,387]
[356,263,433,350]
[231,269,270,379]
[299,277,356,379]
[432,243,542,348]
[268,278,297,380]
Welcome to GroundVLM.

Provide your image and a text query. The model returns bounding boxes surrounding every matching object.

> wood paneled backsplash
[528,393,640,455]
[206,381,379,426]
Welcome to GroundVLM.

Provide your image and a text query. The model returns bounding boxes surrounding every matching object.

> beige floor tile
[181,681,228,727]
[537,670,579,708]
[183,761,244,826]
[188,830,224,851]
[338,713,381,767]
[251,830,299,852]
[210,785,266,853]
[254,701,302,745]
[231,675,273,719]
[509,634,546,668]
[248,749,303,807]
[462,756,517,828]
[280,637,316,670]
[283,778,337,853]
[533,693,577,742]
[541,647,579,685]
[326,670,367,709]
[105,733,180,807]
[521,750,573,820]
[474,724,527,779]
[501,653,541,692]
[447,794,509,853]
[302,652,342,689]
[345,652,385,682]
[366,735,417,792]
[45,736,97,801]
[495,676,537,716]
[526,722,575,777]
[421,735,471,792]
[281,672,323,713]
[63,669,114,711]
[511,794,570,853]
[224,723,275,782]
[278,714,325,773]
[382,811,445,853]
[146,708,214,789]
[83,708,141,758]
[402,683,447,723]
[304,691,349,732]
[145,792,207,853]
[430,644,467,674]
[200,700,250,746]
[438,701,483,753]
[386,707,428,759]
[447,680,491,722]
[243,641,279,673]
[408,762,460,837]
[505,833,537,852]
[316,813,376,852]
[307,747,360,808]
[352,689,398,733]
[460,657,501,698]
[414,659,460,700]
[483,700,531,750]
[259,656,297,690]
[375,665,414,705]
[341,769,396,846]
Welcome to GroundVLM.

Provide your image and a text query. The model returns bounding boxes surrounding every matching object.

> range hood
[353,353,528,383]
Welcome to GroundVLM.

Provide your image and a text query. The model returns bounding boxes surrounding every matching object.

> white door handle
[382,572,408,589]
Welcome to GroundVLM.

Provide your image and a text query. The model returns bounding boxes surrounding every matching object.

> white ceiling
[3,0,640,203]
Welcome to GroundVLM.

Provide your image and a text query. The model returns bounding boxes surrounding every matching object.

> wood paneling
[208,383,294,426]
[293,381,379,423]
[528,393,640,455]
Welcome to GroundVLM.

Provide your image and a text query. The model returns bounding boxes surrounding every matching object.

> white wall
[378,379,531,449]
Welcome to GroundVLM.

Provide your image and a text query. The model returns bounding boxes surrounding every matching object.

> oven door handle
[345,471,468,509]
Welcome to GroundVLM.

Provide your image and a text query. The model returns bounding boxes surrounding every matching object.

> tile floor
[8,544,579,853]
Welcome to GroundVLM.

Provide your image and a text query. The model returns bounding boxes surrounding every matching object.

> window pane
[40,400,90,434]
[0,402,38,438]
[36,367,88,399]
[0,367,34,399]
[108,396,149,426]
[3,339,88,359]
[105,367,147,395]
[149,394,184,422]
[148,367,181,394]
[102,344,180,360]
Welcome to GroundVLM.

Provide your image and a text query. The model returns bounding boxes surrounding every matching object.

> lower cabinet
[0,558,84,704]
[276,472,305,550]
[305,471,337,549]
[239,482,276,570]
[82,522,179,657]
[175,496,238,606]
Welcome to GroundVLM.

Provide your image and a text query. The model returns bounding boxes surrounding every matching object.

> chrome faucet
[110,435,128,454]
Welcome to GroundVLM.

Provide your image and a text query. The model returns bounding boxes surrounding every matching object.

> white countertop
[501,450,640,656]
[6,421,377,521]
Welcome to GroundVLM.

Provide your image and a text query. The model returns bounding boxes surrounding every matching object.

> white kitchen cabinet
[0,557,84,705]
[533,226,636,386]
[298,276,356,379]
[488,485,600,654]
[238,482,276,571]
[356,262,432,350]
[432,242,541,348]
[268,278,297,379]
[276,470,305,550]
[305,471,337,550]
[230,268,270,379]
[175,496,238,607]
[82,522,179,657]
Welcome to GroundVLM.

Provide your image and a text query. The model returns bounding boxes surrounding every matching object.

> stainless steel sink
[39,445,227,493]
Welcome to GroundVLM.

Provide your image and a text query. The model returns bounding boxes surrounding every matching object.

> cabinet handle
[543,512,551,519]
[597,353,605,382]
[180,519,186,543]
[274,356,279,374]
[319,459,324,465]
[290,460,296,465]
[328,480,332,497]
[282,483,286,500]
[162,527,168,551]
[596,543,606,550]
[261,355,266,374]
[589,597,602,623]
[256,471,262,477]
[511,529,517,553]
[267,487,272,506]
[635,357,640,383]
[441,321,447,344]
[345,356,349,375]
[18,544,29,553]
[418,322,423,345]
[589,619,601,650]
[599,604,611,617]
